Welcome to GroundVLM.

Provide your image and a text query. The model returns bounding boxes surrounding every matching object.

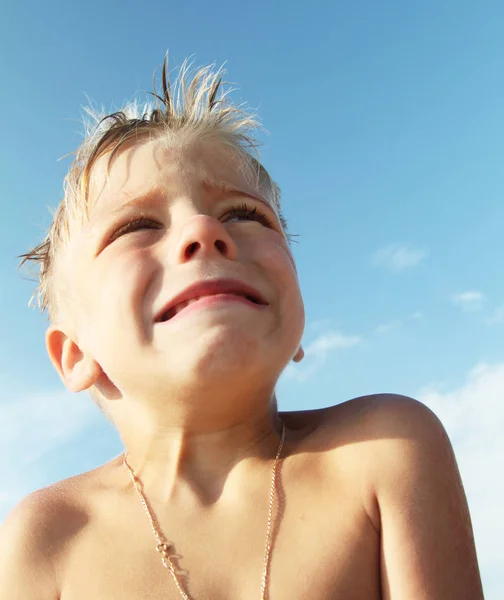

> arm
[372,396,484,599]
[0,493,60,599]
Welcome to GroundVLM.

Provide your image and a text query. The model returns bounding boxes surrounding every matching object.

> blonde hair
[19,56,290,322]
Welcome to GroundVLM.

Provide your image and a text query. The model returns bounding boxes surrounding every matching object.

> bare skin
[0,395,483,600]
[0,137,483,599]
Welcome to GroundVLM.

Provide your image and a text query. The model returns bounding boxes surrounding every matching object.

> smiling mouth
[158,293,263,322]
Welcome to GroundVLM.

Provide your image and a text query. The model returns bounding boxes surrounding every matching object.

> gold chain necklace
[122,421,286,600]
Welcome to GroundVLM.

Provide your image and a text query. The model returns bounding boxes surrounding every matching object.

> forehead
[87,137,268,216]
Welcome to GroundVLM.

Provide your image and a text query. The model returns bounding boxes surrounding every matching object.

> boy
[1,57,483,599]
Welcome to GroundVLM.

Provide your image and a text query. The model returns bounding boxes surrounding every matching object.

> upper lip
[155,278,268,322]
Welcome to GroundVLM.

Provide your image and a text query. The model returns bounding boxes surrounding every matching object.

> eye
[108,217,163,243]
[222,203,274,228]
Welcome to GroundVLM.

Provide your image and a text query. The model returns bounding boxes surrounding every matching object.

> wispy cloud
[0,388,100,519]
[374,320,401,334]
[418,363,504,599]
[412,311,424,320]
[451,291,485,312]
[486,305,504,325]
[372,243,428,273]
[284,330,361,382]
[304,331,361,358]
[306,319,334,333]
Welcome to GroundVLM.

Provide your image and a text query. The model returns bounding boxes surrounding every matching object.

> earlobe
[293,346,304,363]
[46,325,101,392]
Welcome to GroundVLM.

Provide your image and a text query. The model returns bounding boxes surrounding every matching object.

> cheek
[256,235,299,287]
[254,236,304,322]
[81,250,157,342]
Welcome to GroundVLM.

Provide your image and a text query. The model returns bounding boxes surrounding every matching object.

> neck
[113,387,285,509]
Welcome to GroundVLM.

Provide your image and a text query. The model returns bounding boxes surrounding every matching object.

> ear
[293,345,304,363]
[46,324,101,393]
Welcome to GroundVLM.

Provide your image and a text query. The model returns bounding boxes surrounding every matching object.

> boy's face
[58,137,304,402]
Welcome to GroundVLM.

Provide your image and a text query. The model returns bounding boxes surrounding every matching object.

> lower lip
[162,294,266,322]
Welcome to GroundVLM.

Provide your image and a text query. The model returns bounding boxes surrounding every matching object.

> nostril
[182,238,229,260]
[185,241,200,259]
[215,239,227,254]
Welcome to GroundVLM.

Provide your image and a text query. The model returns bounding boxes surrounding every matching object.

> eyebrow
[203,180,279,215]
[107,180,275,217]
[109,188,169,217]
[207,182,273,208]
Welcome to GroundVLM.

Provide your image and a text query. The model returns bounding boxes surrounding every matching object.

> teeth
[173,296,200,316]
[161,292,257,322]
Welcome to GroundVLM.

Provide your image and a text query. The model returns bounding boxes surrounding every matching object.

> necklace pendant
[124,421,285,600]
[157,542,171,556]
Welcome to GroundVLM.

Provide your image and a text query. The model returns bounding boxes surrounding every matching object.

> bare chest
[57,467,380,600]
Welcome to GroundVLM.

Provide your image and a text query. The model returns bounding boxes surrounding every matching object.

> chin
[170,328,278,387]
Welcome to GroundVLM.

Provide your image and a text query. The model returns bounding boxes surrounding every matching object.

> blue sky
[1,0,503,596]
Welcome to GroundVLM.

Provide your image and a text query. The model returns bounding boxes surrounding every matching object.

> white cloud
[374,320,401,334]
[0,388,100,518]
[451,291,485,312]
[284,330,361,382]
[418,363,504,599]
[486,305,504,325]
[307,319,334,333]
[372,243,428,273]
[412,311,424,320]
[304,331,361,358]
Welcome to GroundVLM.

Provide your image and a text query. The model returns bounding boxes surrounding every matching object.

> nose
[174,214,238,263]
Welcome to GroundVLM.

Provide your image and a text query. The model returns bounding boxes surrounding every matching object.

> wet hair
[19,55,289,322]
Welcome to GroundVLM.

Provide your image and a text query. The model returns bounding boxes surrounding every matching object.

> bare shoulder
[322,392,443,435]
[304,393,459,502]
[284,392,446,453]
[0,458,122,538]
[297,393,483,598]
[0,486,68,599]
[0,461,119,599]
[283,394,458,529]
[319,392,455,477]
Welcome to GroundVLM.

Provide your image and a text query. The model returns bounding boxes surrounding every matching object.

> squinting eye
[222,203,274,228]
[108,217,163,243]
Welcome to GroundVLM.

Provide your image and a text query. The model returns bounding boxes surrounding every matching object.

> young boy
[1,58,483,599]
